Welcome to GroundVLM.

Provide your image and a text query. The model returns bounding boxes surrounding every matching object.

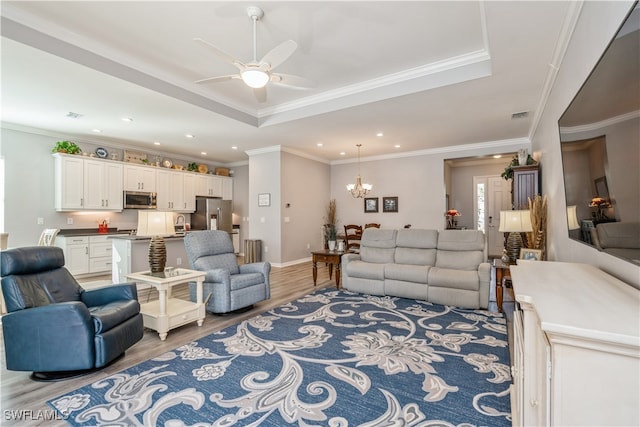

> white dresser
[510,260,639,426]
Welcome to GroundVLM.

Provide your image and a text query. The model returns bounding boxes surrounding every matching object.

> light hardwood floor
[0,261,507,426]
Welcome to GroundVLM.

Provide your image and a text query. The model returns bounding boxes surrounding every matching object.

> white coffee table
[126,268,206,340]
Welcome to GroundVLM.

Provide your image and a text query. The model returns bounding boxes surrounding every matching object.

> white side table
[126,268,206,340]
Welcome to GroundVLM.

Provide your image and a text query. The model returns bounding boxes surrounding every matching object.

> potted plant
[501,153,537,180]
[52,140,81,154]
[324,199,338,250]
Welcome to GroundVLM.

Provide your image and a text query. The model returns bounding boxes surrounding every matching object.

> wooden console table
[311,249,344,289]
[126,268,205,340]
[492,258,511,312]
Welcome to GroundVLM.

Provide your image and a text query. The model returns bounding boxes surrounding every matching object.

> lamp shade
[137,211,175,237]
[567,205,580,230]
[499,210,533,233]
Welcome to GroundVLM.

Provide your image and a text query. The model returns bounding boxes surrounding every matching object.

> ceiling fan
[194,6,313,102]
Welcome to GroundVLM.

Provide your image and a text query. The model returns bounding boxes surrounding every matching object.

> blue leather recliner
[1,246,144,380]
[184,230,271,314]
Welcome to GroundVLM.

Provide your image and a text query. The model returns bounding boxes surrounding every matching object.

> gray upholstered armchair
[1,246,143,380]
[184,230,271,314]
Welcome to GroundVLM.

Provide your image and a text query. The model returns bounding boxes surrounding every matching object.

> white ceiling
[1,1,574,164]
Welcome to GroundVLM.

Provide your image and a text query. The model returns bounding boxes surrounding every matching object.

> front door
[487,176,512,257]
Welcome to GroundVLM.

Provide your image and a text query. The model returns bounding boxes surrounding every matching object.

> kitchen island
[110,234,189,285]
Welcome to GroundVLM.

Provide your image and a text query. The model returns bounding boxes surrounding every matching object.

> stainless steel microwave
[124,191,157,209]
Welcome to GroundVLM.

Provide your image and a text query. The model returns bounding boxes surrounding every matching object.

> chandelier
[346,144,372,198]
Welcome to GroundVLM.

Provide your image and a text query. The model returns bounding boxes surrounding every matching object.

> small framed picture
[382,197,398,213]
[258,193,271,207]
[364,197,378,213]
[520,248,542,261]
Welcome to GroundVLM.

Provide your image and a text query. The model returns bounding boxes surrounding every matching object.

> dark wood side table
[311,249,344,289]
[493,258,511,312]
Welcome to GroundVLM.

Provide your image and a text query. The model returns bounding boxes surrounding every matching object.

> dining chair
[344,224,363,252]
[364,223,381,229]
[38,229,59,246]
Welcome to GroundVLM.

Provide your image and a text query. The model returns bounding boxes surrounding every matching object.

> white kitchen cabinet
[56,236,89,275]
[222,176,233,200]
[183,173,196,211]
[54,154,85,210]
[123,164,156,192]
[83,159,123,210]
[88,235,113,273]
[156,169,185,211]
[194,174,222,197]
[56,234,116,277]
[510,261,639,427]
[54,154,123,211]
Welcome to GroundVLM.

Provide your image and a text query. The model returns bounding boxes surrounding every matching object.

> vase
[518,148,528,166]
[328,240,336,251]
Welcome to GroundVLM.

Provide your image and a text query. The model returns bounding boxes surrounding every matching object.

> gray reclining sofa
[342,228,490,309]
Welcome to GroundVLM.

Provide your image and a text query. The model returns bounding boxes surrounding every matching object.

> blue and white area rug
[49,289,512,426]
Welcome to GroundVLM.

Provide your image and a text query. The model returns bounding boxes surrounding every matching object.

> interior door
[487,176,512,257]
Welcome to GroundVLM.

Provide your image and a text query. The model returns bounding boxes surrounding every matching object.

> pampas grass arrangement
[526,195,547,259]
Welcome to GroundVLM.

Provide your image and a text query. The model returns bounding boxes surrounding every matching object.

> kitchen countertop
[58,228,133,237]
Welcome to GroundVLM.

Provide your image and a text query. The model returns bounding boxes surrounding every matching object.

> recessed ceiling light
[231,146,238,150]
[376,132,384,137]
[394,144,401,148]
[153,142,161,145]
[185,134,195,138]
[121,117,133,122]
[92,129,102,133]
[340,152,346,156]
[317,143,323,147]
[493,154,502,159]
[201,152,207,155]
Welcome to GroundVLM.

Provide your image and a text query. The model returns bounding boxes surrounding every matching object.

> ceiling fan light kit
[241,68,269,89]
[194,6,312,99]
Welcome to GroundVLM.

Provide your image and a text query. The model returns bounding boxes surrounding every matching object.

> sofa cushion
[385,264,430,283]
[346,260,386,280]
[428,268,479,291]
[437,230,485,251]
[360,229,397,264]
[436,250,484,271]
[596,222,640,249]
[394,229,437,266]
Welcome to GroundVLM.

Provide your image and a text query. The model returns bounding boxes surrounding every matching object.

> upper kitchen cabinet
[222,176,233,200]
[194,174,222,198]
[123,164,156,192]
[157,168,194,212]
[84,159,123,210]
[54,154,123,212]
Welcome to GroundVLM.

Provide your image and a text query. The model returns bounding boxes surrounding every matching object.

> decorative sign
[258,193,271,207]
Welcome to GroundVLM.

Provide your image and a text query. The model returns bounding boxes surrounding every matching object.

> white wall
[330,141,529,232]
[532,0,639,287]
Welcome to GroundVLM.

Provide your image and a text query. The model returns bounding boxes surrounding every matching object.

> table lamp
[499,210,533,264]
[137,211,175,273]
[567,205,580,230]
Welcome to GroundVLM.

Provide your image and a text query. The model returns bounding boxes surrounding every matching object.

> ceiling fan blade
[194,75,238,84]
[253,87,267,103]
[271,73,315,89]
[260,40,298,70]
[194,38,246,71]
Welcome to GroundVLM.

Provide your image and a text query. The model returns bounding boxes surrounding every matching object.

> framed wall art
[382,197,398,213]
[258,193,271,207]
[364,197,378,213]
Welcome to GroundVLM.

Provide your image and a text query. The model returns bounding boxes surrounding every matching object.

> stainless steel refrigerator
[192,197,233,232]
